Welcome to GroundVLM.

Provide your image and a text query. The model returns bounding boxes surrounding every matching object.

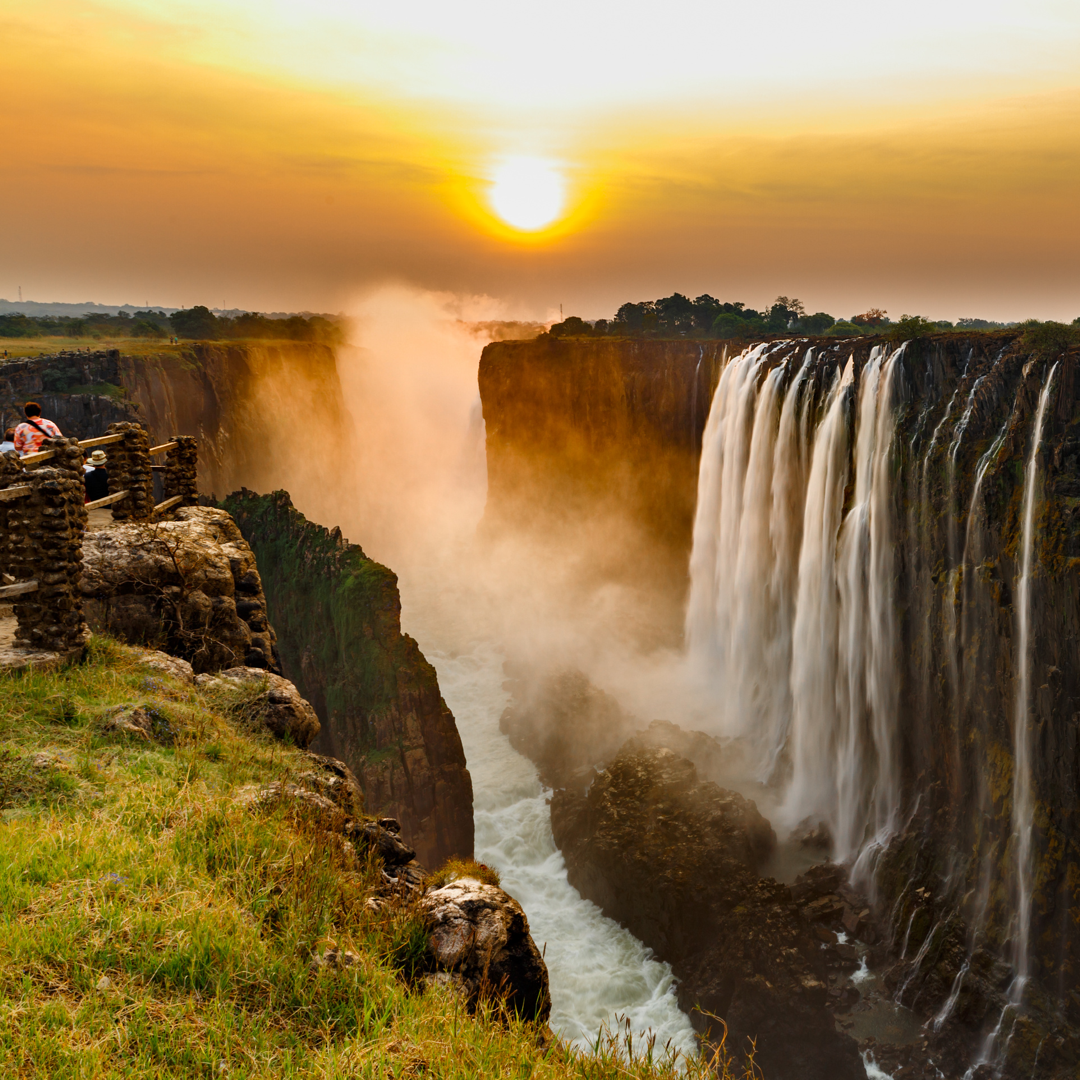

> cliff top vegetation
[546,293,1080,343]
[0,636,754,1079]
[0,307,345,347]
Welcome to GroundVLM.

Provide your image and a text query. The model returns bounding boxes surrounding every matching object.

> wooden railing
[17,432,187,516]
[0,425,199,655]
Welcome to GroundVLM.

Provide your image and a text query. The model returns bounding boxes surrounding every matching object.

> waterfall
[1011,362,1059,994]
[687,343,903,866]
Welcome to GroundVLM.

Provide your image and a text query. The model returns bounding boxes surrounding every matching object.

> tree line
[0,306,344,344]
[545,293,1049,341]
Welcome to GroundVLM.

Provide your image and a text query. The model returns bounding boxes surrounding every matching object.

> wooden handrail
[0,485,32,502]
[85,490,129,511]
[148,441,178,456]
[78,433,125,449]
[0,579,38,599]
[20,449,56,465]
[154,495,183,514]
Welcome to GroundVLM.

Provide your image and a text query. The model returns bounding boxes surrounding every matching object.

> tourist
[84,450,109,503]
[13,402,62,455]
[0,428,15,454]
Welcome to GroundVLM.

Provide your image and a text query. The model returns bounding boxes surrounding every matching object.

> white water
[687,343,903,868]
[1011,362,1059,994]
[395,549,699,1059]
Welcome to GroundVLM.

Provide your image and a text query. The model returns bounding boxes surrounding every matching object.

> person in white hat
[84,449,109,503]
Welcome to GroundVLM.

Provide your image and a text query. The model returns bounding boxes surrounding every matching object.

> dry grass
[0,637,758,1079]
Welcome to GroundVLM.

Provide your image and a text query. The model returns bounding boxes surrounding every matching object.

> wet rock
[422,877,550,1023]
[551,742,862,1080]
[498,667,636,789]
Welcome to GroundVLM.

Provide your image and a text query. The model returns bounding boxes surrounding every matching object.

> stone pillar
[0,451,26,582]
[105,421,154,521]
[163,436,199,507]
[7,437,90,655]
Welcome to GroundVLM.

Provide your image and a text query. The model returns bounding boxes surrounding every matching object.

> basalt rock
[221,489,473,870]
[499,667,636,790]
[422,877,550,1024]
[550,743,863,1080]
[79,506,280,673]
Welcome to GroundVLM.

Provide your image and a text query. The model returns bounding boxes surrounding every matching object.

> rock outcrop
[422,878,551,1023]
[551,743,864,1080]
[196,667,320,749]
[80,506,280,673]
[498,667,636,790]
[221,488,474,870]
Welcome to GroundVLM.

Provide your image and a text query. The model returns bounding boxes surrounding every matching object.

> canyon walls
[0,344,357,531]
[481,331,1080,1075]
[221,488,474,869]
[479,337,725,640]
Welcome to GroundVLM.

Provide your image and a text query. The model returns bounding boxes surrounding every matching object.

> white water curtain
[687,343,903,868]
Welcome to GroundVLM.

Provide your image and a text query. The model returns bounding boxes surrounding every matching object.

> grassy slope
[0,639,746,1080]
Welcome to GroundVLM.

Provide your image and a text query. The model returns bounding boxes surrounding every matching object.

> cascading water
[1010,361,1059,996]
[686,342,904,869]
[686,337,1071,1076]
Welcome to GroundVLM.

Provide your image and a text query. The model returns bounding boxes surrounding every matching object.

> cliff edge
[221,488,474,869]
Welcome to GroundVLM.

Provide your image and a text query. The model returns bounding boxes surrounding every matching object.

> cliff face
[0,344,357,530]
[479,337,726,638]
[482,332,1080,1075]
[221,488,474,869]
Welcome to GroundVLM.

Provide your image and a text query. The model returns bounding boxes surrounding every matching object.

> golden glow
[3,2,1080,318]
[489,158,565,232]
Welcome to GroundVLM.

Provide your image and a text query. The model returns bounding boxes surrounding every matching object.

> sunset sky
[4,0,1080,321]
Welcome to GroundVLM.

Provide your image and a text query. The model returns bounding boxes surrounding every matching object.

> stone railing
[0,424,198,658]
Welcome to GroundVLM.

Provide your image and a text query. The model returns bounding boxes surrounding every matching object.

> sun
[489,157,565,232]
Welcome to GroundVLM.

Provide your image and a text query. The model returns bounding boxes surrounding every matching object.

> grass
[0,637,758,1079]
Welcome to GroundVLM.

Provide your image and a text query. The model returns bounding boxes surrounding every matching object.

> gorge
[9,327,1080,1078]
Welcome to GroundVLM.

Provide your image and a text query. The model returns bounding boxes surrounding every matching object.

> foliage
[887,314,938,340]
[0,636,754,1078]
[0,308,345,344]
[427,857,503,889]
[1020,320,1080,354]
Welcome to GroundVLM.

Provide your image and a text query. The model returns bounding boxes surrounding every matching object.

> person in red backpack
[13,402,62,455]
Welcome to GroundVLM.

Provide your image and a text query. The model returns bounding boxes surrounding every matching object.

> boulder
[80,507,280,673]
[199,667,320,748]
[422,877,550,1023]
[134,649,195,684]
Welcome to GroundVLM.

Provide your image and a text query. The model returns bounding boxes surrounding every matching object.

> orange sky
[4,0,1080,321]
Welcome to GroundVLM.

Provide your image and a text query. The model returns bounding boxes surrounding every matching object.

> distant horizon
[6,2,1079,324]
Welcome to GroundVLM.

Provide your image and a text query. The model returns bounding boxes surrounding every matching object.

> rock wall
[479,337,726,638]
[221,488,474,870]
[0,343,357,529]
[485,331,1080,1076]
[80,506,281,673]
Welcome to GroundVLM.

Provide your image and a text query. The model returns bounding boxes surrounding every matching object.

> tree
[170,305,219,339]
[851,309,889,327]
[549,316,592,338]
[800,312,836,335]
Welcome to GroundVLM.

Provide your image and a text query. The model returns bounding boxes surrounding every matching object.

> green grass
[0,638,757,1079]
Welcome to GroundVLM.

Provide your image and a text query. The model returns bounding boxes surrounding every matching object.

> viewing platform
[0,423,198,671]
